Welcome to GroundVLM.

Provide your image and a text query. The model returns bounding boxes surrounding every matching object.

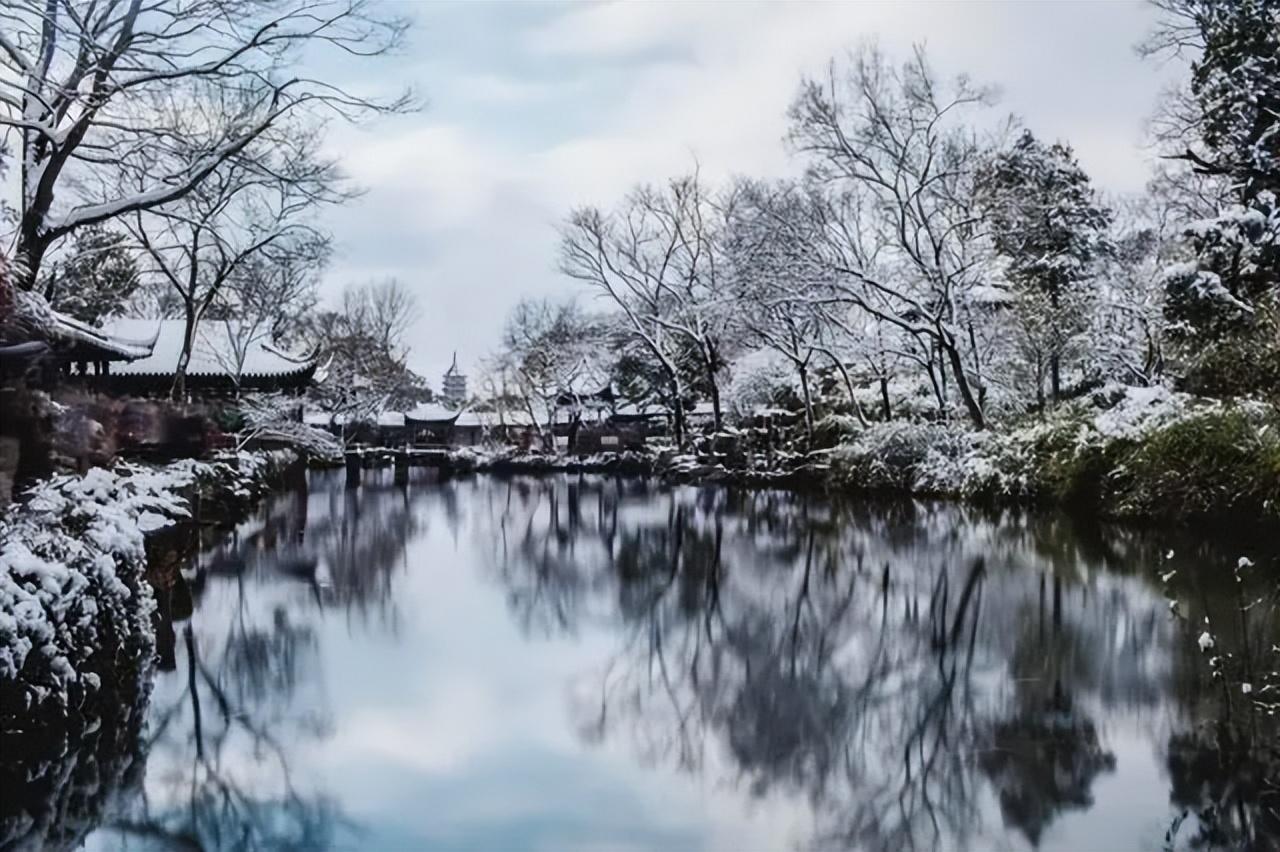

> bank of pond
[1,467,1277,851]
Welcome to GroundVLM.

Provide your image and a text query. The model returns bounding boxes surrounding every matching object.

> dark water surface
[72,471,1277,851]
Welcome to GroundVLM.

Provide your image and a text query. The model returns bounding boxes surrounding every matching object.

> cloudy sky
[319,0,1182,384]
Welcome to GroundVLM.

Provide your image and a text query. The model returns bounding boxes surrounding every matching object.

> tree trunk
[671,390,686,449]
[567,412,582,454]
[1050,353,1062,402]
[941,339,986,430]
[797,362,815,443]
[171,306,199,402]
[824,350,867,427]
[704,343,724,433]
[13,226,49,291]
[708,377,723,434]
[879,377,892,421]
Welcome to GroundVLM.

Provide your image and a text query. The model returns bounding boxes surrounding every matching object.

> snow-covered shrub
[0,449,297,727]
[1109,407,1280,521]
[820,386,1280,521]
[237,395,343,463]
[725,351,796,423]
[829,422,967,492]
[0,465,189,725]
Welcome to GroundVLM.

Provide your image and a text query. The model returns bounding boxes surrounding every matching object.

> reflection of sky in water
[82,471,1276,852]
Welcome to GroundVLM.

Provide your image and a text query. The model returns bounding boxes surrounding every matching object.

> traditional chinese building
[84,319,320,397]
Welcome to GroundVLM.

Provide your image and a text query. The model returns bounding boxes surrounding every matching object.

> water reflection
[53,472,1278,851]
[476,478,1277,851]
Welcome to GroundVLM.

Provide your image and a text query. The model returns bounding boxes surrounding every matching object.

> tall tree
[497,298,609,450]
[208,242,326,395]
[0,0,412,287]
[128,131,339,400]
[1145,0,1280,395]
[304,279,426,439]
[977,131,1112,404]
[722,179,840,440]
[787,45,997,429]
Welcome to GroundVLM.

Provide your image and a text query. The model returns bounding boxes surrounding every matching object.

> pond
[64,470,1279,850]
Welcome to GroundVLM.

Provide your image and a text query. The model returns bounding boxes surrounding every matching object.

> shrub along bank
[824,386,1280,525]
[0,449,297,732]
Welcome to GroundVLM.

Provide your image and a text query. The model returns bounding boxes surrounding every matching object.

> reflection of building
[441,353,467,408]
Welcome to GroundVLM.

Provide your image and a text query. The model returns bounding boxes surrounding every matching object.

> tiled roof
[98,319,315,377]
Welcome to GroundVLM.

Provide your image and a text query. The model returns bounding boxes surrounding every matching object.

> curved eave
[52,314,159,361]
[404,414,461,426]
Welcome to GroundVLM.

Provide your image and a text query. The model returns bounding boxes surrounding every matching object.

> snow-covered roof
[98,319,315,378]
[612,403,664,418]
[455,409,538,428]
[53,312,159,360]
[403,403,461,424]
[303,410,338,427]
[0,288,157,361]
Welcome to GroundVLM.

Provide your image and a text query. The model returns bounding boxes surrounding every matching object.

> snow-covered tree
[560,175,735,446]
[208,245,325,395]
[977,131,1112,404]
[35,226,140,325]
[787,45,998,429]
[1145,0,1280,396]
[497,298,610,449]
[0,0,412,288]
[127,128,340,400]
[723,179,843,440]
[303,279,426,440]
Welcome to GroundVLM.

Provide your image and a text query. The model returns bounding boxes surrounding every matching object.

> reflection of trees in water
[480,476,1275,851]
[1162,560,1280,851]
[203,469,424,632]
[99,468,436,850]
[105,571,348,850]
[978,616,1117,846]
[0,679,148,851]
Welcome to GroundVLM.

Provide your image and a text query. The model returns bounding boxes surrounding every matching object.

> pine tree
[1150,0,1280,395]
[978,131,1112,402]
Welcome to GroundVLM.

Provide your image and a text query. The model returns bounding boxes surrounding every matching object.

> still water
[77,470,1276,851]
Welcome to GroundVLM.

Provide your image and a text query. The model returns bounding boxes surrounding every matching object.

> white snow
[97,318,315,378]
[1093,385,1193,441]
[0,450,295,716]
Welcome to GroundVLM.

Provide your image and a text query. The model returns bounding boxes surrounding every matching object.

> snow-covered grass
[0,449,296,728]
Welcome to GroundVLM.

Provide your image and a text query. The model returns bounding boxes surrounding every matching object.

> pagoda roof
[403,403,462,425]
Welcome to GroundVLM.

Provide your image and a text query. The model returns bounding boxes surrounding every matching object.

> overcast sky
[319,0,1181,385]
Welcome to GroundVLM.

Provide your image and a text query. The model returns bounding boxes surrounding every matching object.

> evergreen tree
[1150,0,1280,394]
[38,226,140,324]
[978,131,1112,402]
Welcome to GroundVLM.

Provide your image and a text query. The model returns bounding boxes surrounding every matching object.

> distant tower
[442,352,467,408]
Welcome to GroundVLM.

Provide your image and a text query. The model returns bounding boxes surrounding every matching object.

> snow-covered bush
[0,450,297,727]
[820,386,1280,522]
[237,394,343,463]
[0,466,186,724]
[829,422,968,492]
[1110,407,1280,520]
